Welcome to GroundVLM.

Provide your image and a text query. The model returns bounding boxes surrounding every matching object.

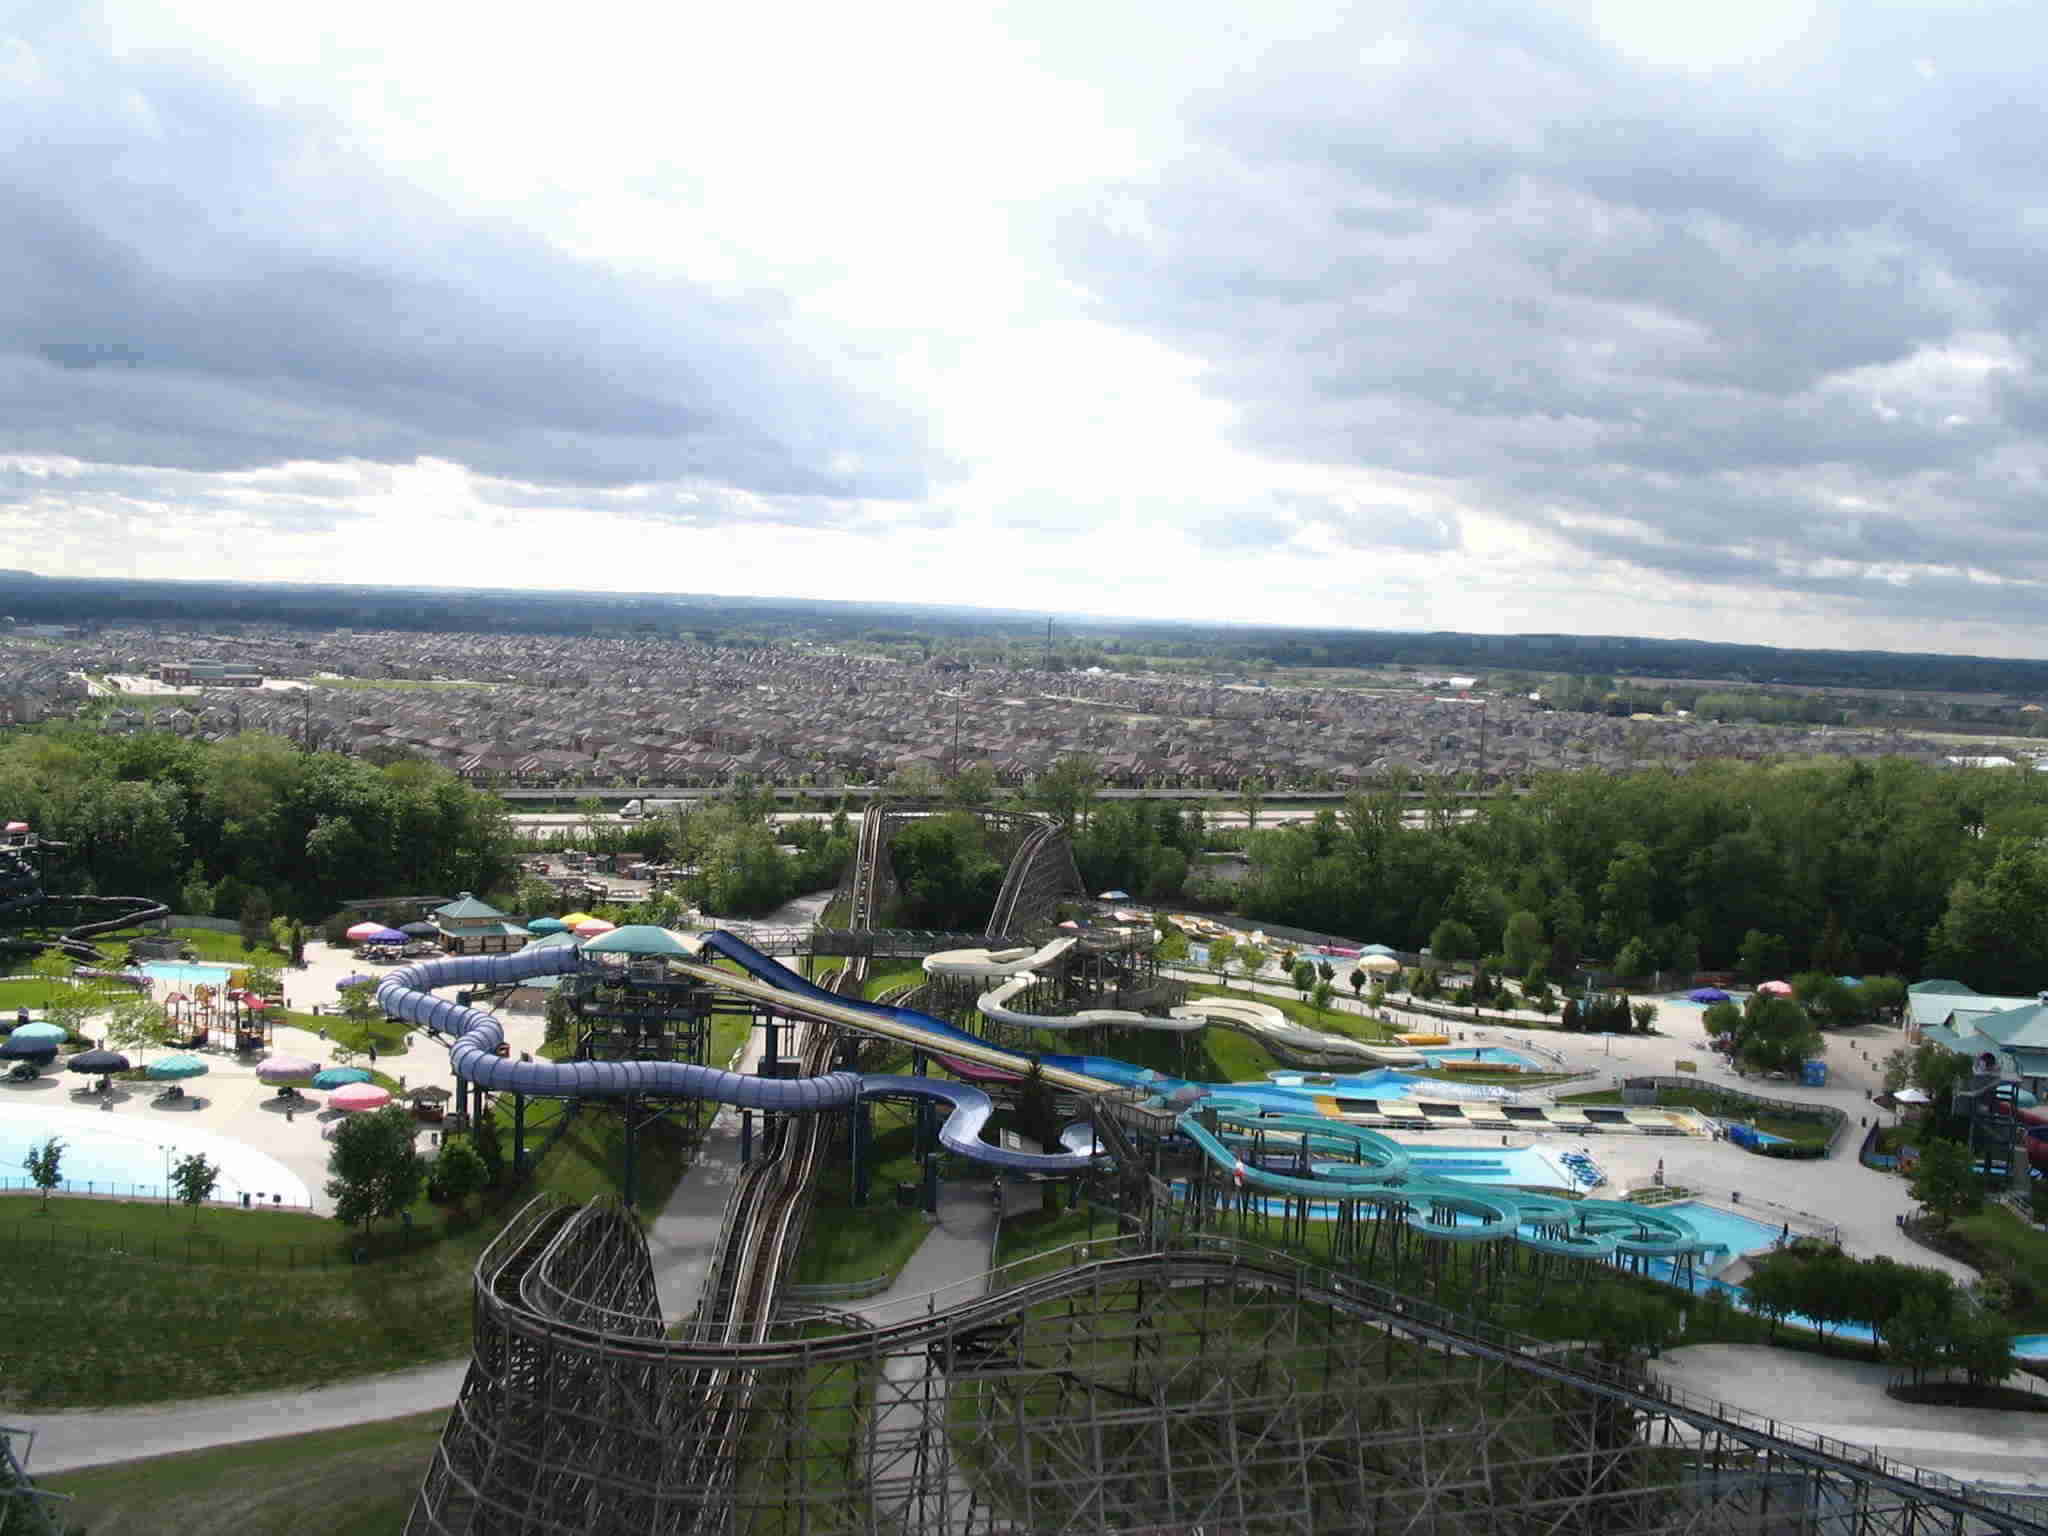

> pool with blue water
[137,961,237,991]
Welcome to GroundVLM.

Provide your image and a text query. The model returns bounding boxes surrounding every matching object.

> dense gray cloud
[0,15,928,511]
[1060,3,2048,621]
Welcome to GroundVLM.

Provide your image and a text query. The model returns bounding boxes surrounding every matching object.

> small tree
[1429,918,1477,971]
[1310,979,1335,1021]
[1348,966,1366,1000]
[23,1136,63,1211]
[1238,943,1268,982]
[106,995,174,1065]
[170,1152,220,1219]
[325,1105,426,1232]
[1886,1293,1951,1387]
[473,1111,505,1188]
[1950,1306,2018,1389]
[1631,1001,1659,1033]
[1613,936,1653,982]
[1208,936,1238,987]
[179,861,215,918]
[1290,959,1317,1000]
[1909,1139,1983,1230]
[239,887,274,953]
[433,1137,489,1214]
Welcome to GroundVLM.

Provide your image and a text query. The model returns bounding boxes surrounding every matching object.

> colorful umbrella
[257,1054,318,1083]
[345,921,387,941]
[10,1022,66,1045]
[1360,955,1403,973]
[572,918,616,936]
[526,917,568,934]
[146,1054,209,1080]
[557,912,597,928]
[66,1049,130,1074]
[1097,890,1132,901]
[362,927,407,945]
[243,996,270,1011]
[0,1036,57,1060]
[4,821,27,833]
[1757,980,1794,996]
[312,1066,373,1089]
[400,922,438,938]
[338,975,373,990]
[1688,987,1731,1004]
[329,1081,392,1111]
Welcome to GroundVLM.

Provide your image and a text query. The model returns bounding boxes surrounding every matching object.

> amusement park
[4,803,2047,1535]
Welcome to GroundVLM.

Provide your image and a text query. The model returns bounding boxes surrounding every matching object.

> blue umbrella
[312,1066,373,1089]
[364,928,407,945]
[0,1036,56,1060]
[146,1054,209,1080]
[10,1022,66,1045]
[337,974,374,990]
[1688,987,1731,1004]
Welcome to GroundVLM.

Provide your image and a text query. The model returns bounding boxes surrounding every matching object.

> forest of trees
[0,725,518,922]
[1060,755,2048,990]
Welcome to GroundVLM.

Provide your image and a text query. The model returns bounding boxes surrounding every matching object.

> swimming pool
[1397,1145,1573,1186]
[137,961,237,991]
[2013,1334,2048,1361]
[1415,1046,1537,1069]
[1658,1201,1782,1264]
[1265,1069,1514,1103]
[0,1104,310,1206]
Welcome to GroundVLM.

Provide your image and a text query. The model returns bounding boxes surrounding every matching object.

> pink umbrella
[243,995,269,1011]
[1757,980,1794,996]
[5,821,27,833]
[345,921,386,941]
[328,1081,392,1111]
[257,1054,318,1083]
[572,918,616,936]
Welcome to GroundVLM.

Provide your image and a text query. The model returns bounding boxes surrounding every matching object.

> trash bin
[241,1192,251,1208]
[895,1182,917,1209]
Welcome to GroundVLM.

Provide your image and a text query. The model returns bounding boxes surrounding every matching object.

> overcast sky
[6,1,2048,656]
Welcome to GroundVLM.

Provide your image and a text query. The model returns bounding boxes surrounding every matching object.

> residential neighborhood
[0,621,1974,792]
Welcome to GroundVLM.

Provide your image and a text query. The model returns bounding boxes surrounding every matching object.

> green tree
[944,760,999,809]
[1501,909,1545,974]
[1731,995,1823,1075]
[1949,1306,2018,1389]
[1030,755,1101,832]
[1631,1000,1658,1033]
[1612,936,1654,981]
[1429,918,1478,970]
[473,1112,505,1188]
[1290,959,1317,999]
[105,995,173,1065]
[1237,775,1268,834]
[169,1152,219,1220]
[22,1135,63,1211]
[1596,841,1657,956]
[1926,838,2048,993]
[1310,979,1335,1020]
[1885,1293,1951,1387]
[432,1137,489,1214]
[1737,929,1790,985]
[1238,942,1268,981]
[1347,966,1366,999]
[1908,1138,1982,1230]
[1208,935,1238,986]
[179,861,214,918]
[238,886,274,953]
[325,1105,426,1232]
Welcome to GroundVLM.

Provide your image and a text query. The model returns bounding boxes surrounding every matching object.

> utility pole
[1044,617,1053,672]
[950,690,963,775]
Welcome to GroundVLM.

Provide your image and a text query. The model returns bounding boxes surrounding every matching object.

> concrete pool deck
[1,941,551,1217]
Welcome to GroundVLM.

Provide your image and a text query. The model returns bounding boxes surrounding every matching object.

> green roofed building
[432,891,530,956]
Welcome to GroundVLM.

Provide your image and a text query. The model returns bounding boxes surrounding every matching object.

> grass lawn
[0,1098,692,1410]
[1946,1203,2048,1329]
[34,1409,446,1535]
[0,976,129,1012]
[789,1122,932,1286]
[1186,982,1403,1044]
[276,1006,414,1059]
[165,928,290,967]
[862,965,925,1000]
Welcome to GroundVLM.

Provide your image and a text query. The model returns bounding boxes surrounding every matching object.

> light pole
[158,1143,170,1207]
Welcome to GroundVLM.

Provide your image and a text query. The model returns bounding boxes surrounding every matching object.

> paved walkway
[1651,1343,2048,1488]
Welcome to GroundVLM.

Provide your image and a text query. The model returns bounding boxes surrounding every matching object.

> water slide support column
[512,1091,526,1179]
[622,1095,639,1209]
[850,1100,868,1206]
